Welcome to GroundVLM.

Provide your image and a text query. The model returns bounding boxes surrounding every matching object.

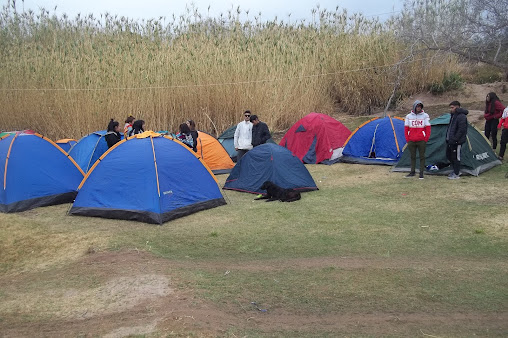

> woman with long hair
[105,119,122,148]
[484,92,505,150]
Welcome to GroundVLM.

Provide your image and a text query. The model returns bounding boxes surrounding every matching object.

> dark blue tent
[223,143,318,194]
[218,124,275,162]
[0,132,85,212]
[69,130,123,172]
[70,132,226,224]
[341,116,406,165]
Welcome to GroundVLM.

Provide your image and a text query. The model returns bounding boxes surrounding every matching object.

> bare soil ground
[1,250,507,337]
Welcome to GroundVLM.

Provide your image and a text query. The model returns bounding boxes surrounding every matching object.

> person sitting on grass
[123,115,135,139]
[105,119,122,148]
[186,119,198,152]
[129,119,145,136]
[176,123,194,149]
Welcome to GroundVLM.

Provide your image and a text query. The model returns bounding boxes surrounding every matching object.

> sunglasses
[244,115,251,117]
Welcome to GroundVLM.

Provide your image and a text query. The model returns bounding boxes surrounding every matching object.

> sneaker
[498,156,504,161]
[419,172,424,179]
[405,172,415,178]
[448,173,460,180]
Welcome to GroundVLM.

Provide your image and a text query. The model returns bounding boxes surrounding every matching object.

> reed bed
[0,3,460,140]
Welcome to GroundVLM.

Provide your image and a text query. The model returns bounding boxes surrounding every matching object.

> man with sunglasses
[234,110,253,161]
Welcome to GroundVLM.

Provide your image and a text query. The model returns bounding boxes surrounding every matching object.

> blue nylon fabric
[343,117,405,161]
[0,133,83,205]
[56,140,77,153]
[69,130,111,172]
[223,143,317,194]
[302,135,317,164]
[73,136,223,215]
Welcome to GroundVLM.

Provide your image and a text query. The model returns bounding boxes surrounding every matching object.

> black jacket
[105,131,122,148]
[446,108,468,145]
[190,130,198,152]
[252,121,271,147]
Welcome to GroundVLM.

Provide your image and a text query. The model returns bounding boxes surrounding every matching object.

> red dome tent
[279,113,351,164]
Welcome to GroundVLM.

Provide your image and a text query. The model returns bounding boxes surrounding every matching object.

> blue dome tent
[341,116,406,165]
[0,132,85,212]
[70,131,226,224]
[56,138,78,153]
[223,143,318,194]
[69,130,123,172]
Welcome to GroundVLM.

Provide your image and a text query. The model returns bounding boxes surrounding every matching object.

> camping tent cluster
[0,111,502,223]
[0,130,226,224]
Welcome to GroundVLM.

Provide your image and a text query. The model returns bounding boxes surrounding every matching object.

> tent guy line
[1,56,435,92]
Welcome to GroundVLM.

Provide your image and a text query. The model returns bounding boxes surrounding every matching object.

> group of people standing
[404,91,507,180]
[233,110,272,161]
[404,99,468,180]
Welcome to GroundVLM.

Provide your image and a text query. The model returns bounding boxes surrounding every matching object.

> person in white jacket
[234,110,253,162]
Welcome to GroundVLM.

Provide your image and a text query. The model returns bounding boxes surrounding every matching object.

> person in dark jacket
[250,115,271,147]
[484,92,505,150]
[129,119,145,136]
[446,101,468,180]
[186,119,199,152]
[105,119,122,148]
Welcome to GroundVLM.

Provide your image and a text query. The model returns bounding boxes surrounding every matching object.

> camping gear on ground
[218,125,276,162]
[0,131,84,212]
[196,131,235,174]
[56,138,78,153]
[69,130,124,172]
[223,143,318,194]
[279,112,351,164]
[341,116,406,165]
[393,114,502,176]
[69,131,226,224]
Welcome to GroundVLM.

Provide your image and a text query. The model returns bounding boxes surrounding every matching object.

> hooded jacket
[484,100,505,120]
[498,108,508,130]
[404,100,431,142]
[446,108,468,145]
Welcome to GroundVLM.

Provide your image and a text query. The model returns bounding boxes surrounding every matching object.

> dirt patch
[399,82,508,112]
[1,250,507,337]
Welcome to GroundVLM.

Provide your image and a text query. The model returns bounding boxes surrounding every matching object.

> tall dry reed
[0,2,460,140]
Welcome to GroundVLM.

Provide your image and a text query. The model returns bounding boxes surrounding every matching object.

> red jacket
[484,100,505,120]
[498,108,508,129]
[404,111,431,142]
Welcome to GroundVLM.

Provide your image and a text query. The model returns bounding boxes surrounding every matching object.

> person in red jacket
[497,107,508,161]
[404,100,431,179]
[484,92,505,150]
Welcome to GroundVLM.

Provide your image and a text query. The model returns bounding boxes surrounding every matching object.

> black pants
[236,149,249,162]
[446,143,462,175]
[407,140,426,173]
[485,119,499,149]
[499,129,508,158]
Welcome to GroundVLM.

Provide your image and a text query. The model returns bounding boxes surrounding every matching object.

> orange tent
[196,132,235,174]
